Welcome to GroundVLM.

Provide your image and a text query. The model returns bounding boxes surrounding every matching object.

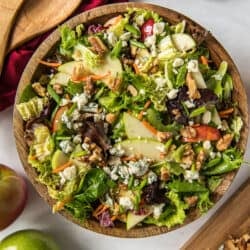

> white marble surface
[0,0,250,249]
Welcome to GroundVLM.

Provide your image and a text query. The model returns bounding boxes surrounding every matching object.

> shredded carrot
[39,60,61,67]
[93,204,109,218]
[144,100,151,109]
[219,108,234,117]
[111,215,118,221]
[28,155,37,161]
[52,161,72,173]
[72,72,110,82]
[133,63,140,74]
[138,112,144,121]
[53,197,71,212]
[200,56,209,65]
[138,100,151,120]
[142,120,158,135]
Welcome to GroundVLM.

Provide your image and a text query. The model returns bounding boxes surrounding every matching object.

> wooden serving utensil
[0,0,24,74]
[7,0,82,52]
[181,178,250,250]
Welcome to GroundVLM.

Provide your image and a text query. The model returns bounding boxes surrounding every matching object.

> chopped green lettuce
[127,8,162,23]
[17,96,48,121]
[28,125,54,163]
[145,191,187,228]
[168,180,208,193]
[230,116,243,142]
[59,25,77,57]
[74,168,111,203]
[19,84,37,103]
[109,16,128,37]
[197,191,213,213]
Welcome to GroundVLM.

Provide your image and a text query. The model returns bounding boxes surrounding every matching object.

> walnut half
[216,134,234,151]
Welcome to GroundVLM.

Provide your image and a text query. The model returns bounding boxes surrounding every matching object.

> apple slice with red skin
[0,164,27,230]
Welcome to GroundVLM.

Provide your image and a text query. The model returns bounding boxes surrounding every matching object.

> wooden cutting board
[7,0,82,52]
[181,178,250,250]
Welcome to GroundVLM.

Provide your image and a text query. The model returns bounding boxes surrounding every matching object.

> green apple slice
[116,139,165,161]
[123,113,156,140]
[51,150,69,170]
[49,72,71,86]
[126,211,152,230]
[172,33,196,52]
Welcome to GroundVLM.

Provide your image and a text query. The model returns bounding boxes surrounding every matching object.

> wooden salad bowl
[13,3,249,237]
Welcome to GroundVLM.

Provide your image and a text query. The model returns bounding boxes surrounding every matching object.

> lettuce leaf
[59,25,77,57]
[74,168,112,203]
[168,180,208,193]
[127,8,162,22]
[145,191,187,228]
[197,191,213,213]
[17,96,48,121]
[28,125,54,163]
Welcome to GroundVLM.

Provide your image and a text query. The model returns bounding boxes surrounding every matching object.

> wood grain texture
[13,2,249,237]
[0,0,23,73]
[181,178,250,250]
[7,0,81,52]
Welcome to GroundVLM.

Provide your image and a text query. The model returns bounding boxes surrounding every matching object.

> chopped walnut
[83,77,94,95]
[196,149,206,170]
[172,108,181,120]
[184,196,198,207]
[182,144,195,165]
[84,137,91,144]
[160,167,170,181]
[89,148,103,162]
[130,46,138,58]
[156,131,172,142]
[82,137,104,164]
[149,65,159,74]
[88,36,108,55]
[216,134,234,151]
[105,113,117,124]
[223,233,250,250]
[122,57,134,66]
[32,82,46,97]
[109,77,122,91]
[53,84,63,94]
[160,152,167,159]
[180,126,197,139]
[186,72,201,99]
[127,85,138,96]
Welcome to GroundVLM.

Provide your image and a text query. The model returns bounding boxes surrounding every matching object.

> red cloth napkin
[0,0,127,111]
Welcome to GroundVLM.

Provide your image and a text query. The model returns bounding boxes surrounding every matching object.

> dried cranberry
[87,24,105,34]
[194,88,218,106]
[141,18,154,41]
[142,182,168,204]
[177,86,189,102]
[98,210,114,228]
[166,86,189,125]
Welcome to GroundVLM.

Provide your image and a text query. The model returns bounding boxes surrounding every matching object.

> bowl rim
[13,2,249,238]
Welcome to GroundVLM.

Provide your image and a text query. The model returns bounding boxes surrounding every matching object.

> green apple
[0,164,27,230]
[0,230,60,250]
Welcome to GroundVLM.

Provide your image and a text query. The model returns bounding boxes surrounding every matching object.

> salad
[17,8,244,230]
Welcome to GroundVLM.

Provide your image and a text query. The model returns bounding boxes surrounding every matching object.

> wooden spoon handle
[0,0,24,74]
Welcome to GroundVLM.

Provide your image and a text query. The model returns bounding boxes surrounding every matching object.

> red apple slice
[0,164,27,230]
